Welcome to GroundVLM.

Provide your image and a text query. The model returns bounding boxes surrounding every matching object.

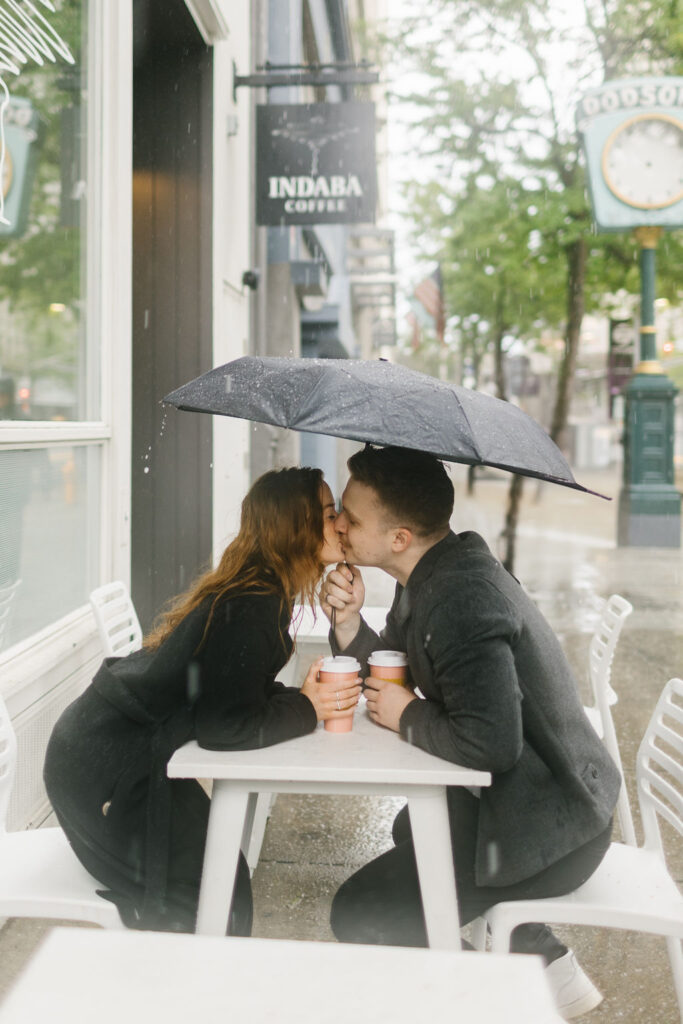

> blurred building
[249,0,394,493]
[0,0,393,831]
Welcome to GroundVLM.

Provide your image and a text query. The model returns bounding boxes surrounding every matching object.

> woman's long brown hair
[144,467,325,650]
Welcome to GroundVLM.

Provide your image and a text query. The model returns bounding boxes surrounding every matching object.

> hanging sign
[256,102,377,226]
[0,97,42,238]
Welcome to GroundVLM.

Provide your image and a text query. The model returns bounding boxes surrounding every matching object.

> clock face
[602,113,683,209]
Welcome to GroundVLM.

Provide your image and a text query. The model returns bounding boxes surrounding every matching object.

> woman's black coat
[43,590,317,930]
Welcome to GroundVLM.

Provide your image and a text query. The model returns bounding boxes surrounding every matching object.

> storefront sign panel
[256,102,377,226]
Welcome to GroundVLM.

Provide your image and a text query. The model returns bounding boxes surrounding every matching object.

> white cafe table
[0,927,565,1024]
[168,697,490,948]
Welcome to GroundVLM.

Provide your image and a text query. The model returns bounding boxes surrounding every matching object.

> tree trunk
[493,281,507,400]
[550,238,587,447]
[503,238,586,573]
[492,305,523,570]
[502,473,524,572]
[470,324,506,497]
[493,325,506,401]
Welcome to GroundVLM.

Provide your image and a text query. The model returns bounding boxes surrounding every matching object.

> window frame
[0,0,132,687]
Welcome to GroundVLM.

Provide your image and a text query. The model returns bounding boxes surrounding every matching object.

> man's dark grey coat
[335,531,620,887]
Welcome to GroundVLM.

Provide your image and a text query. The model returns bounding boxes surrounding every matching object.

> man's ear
[391,527,413,553]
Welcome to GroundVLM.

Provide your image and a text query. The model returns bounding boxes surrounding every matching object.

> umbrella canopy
[163,356,607,497]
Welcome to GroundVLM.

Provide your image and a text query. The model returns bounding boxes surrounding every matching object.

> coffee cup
[367,650,409,687]
[319,655,361,733]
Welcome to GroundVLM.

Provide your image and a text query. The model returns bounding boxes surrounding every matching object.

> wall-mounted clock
[601,113,683,210]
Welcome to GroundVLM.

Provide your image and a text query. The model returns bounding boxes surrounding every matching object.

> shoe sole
[558,985,603,1020]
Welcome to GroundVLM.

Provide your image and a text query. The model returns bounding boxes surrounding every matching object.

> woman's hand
[300,657,362,722]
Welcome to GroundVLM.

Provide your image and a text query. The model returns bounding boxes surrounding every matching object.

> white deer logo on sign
[0,0,74,225]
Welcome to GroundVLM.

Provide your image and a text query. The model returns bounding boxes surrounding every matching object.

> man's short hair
[347,445,454,537]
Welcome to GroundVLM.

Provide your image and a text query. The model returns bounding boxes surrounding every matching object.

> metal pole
[617,225,680,547]
[634,226,662,370]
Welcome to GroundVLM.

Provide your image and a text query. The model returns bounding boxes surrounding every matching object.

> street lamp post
[617,227,680,546]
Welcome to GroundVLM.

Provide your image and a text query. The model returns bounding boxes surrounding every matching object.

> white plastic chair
[583,594,633,735]
[89,581,143,657]
[582,594,636,845]
[478,677,683,1021]
[0,692,122,928]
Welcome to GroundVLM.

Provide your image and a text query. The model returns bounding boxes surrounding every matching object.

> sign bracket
[233,60,379,101]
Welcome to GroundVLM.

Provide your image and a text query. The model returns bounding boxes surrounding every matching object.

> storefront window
[0,1,101,652]
[0,0,94,423]
[0,444,101,651]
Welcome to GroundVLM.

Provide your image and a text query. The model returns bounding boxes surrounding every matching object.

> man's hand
[320,562,365,648]
[364,678,418,732]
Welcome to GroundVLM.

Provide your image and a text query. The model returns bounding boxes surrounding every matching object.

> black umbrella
[163,356,607,497]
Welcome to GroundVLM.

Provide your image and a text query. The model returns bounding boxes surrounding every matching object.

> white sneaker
[545,949,603,1019]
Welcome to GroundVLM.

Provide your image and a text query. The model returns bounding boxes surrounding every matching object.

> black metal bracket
[233,60,379,100]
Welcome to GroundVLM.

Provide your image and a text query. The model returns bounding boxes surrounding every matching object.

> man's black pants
[331,789,613,962]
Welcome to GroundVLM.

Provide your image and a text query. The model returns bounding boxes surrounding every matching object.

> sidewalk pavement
[1,460,682,1022]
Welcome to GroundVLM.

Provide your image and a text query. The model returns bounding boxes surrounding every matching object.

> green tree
[0,0,83,399]
[408,175,567,395]
[386,0,683,568]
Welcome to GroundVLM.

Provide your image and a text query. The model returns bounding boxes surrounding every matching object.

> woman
[44,467,359,933]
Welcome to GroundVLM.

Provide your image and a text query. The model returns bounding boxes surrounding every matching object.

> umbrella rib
[449,389,483,463]
[291,371,330,423]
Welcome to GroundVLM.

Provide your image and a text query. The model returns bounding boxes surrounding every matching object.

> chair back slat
[637,677,683,853]
[640,764,683,838]
[585,594,636,846]
[588,594,633,707]
[106,627,142,657]
[89,582,143,658]
[0,693,18,835]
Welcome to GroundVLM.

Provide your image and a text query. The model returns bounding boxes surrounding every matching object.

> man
[321,445,619,1020]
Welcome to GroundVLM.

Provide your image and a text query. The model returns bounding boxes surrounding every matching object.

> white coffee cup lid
[367,650,408,667]
[320,656,361,673]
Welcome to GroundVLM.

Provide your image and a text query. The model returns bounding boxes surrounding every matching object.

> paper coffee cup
[319,656,361,733]
[367,650,408,687]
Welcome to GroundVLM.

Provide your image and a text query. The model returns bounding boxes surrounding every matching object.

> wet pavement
[1,460,682,1021]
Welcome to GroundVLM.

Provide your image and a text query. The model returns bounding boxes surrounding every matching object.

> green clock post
[577,77,683,547]
[619,226,679,545]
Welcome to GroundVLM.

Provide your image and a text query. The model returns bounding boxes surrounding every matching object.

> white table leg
[240,791,260,858]
[407,787,461,950]
[245,793,275,876]
[196,781,250,936]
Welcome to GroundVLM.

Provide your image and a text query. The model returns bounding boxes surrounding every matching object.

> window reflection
[0,0,91,422]
[0,444,100,652]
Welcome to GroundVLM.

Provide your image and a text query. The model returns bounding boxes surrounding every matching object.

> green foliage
[0,0,83,387]
[382,0,683,570]
[387,0,683,374]
[409,175,567,375]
